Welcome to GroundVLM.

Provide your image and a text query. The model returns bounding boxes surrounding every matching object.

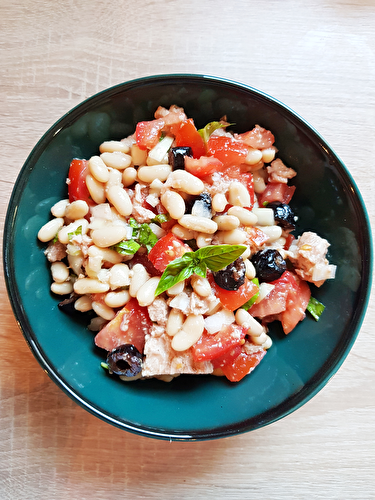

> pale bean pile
[38,105,336,382]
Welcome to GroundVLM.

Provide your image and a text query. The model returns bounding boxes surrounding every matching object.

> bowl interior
[4,75,372,440]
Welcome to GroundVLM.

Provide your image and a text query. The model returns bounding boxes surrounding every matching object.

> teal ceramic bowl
[4,75,372,440]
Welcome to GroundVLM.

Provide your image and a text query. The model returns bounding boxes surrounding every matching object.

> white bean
[106,185,133,216]
[244,259,256,279]
[191,275,211,298]
[51,281,73,295]
[88,245,123,265]
[51,262,69,283]
[216,228,247,245]
[65,200,89,220]
[91,225,129,248]
[213,215,240,231]
[251,331,268,345]
[88,156,110,183]
[74,278,110,295]
[262,147,277,163]
[106,168,123,190]
[136,277,161,307]
[92,301,116,321]
[168,170,204,195]
[100,151,132,170]
[196,233,213,248]
[58,218,89,245]
[212,193,228,213]
[262,335,273,349]
[253,172,267,193]
[104,290,131,308]
[161,191,185,220]
[178,215,217,234]
[38,218,64,242]
[166,280,185,296]
[129,264,150,297]
[171,224,195,240]
[235,309,264,337]
[86,174,106,204]
[228,182,251,207]
[257,225,282,242]
[74,295,93,312]
[171,314,204,351]
[245,148,263,165]
[138,165,172,183]
[166,309,184,337]
[228,206,258,226]
[99,140,130,154]
[130,144,147,166]
[108,263,130,288]
[67,254,84,276]
[51,199,69,218]
[122,167,137,187]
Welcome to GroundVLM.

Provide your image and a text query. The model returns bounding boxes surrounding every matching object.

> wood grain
[0,1,374,499]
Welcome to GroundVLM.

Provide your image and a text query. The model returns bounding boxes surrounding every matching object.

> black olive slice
[58,293,79,316]
[267,201,297,230]
[213,257,246,291]
[106,344,143,377]
[168,146,193,170]
[251,249,287,282]
[185,192,212,218]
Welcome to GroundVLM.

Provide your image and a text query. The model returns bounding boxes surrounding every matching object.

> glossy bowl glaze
[3,75,372,440]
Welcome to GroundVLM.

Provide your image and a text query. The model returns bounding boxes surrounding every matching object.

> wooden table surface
[1,1,374,499]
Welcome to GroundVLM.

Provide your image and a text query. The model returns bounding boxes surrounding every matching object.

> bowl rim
[3,73,373,441]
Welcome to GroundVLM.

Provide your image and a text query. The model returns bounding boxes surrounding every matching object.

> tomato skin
[238,124,275,149]
[208,274,259,312]
[148,233,191,272]
[170,119,206,158]
[258,182,296,205]
[250,271,311,334]
[207,135,249,168]
[221,347,266,382]
[211,344,242,369]
[184,155,224,178]
[136,118,164,150]
[94,298,152,353]
[192,324,247,363]
[68,159,91,204]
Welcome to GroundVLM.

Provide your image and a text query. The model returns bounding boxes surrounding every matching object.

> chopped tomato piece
[184,155,224,178]
[94,298,152,353]
[207,135,249,168]
[221,346,266,382]
[192,324,246,363]
[238,124,275,149]
[170,119,206,158]
[148,233,191,272]
[245,227,269,252]
[68,159,91,205]
[208,274,259,312]
[258,182,296,205]
[250,271,311,334]
[284,233,295,251]
[135,118,164,150]
[280,275,311,334]
[211,344,242,369]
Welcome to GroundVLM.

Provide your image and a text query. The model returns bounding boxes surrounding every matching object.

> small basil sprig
[155,244,246,296]
[198,121,234,143]
[307,297,325,321]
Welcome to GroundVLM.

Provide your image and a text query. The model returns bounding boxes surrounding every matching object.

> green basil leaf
[198,121,234,143]
[155,261,195,296]
[195,244,247,272]
[241,278,260,311]
[151,213,170,225]
[138,224,158,253]
[68,225,82,241]
[112,239,141,255]
[129,218,140,229]
[307,297,325,321]
[192,262,207,278]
